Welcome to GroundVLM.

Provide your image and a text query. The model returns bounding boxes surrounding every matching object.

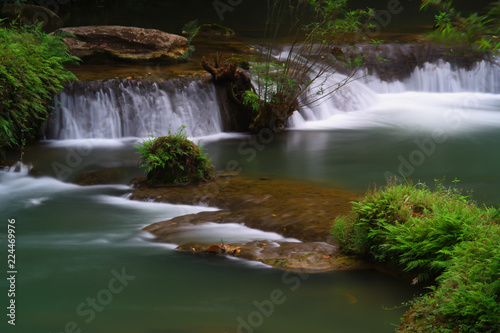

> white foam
[292,92,500,133]
[95,194,219,223]
[24,197,49,208]
[164,222,301,245]
[360,60,500,94]
[0,170,130,209]
[43,137,136,148]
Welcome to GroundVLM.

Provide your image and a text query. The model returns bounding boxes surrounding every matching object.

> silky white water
[290,59,500,131]
[46,79,222,140]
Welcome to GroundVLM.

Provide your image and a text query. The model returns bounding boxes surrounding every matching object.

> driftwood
[202,53,298,133]
[201,53,239,82]
[201,53,254,132]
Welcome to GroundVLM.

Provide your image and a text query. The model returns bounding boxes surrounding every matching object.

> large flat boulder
[55,26,189,63]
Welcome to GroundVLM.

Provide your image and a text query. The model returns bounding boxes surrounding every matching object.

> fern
[0,23,79,155]
[332,180,500,332]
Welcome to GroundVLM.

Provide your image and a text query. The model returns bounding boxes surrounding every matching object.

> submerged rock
[134,173,367,272]
[135,172,359,243]
[72,168,129,186]
[54,26,189,63]
[177,240,363,273]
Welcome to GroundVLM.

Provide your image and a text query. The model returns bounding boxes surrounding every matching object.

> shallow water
[0,168,416,333]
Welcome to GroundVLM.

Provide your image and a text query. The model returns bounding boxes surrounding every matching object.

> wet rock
[135,173,367,272]
[197,24,236,39]
[72,168,128,185]
[177,240,364,273]
[54,26,189,63]
[351,43,485,82]
[0,160,41,177]
[135,172,359,243]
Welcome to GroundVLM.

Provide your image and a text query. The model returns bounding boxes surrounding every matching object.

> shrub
[0,22,78,155]
[400,222,500,332]
[420,0,500,56]
[241,0,375,133]
[331,181,500,332]
[134,127,214,185]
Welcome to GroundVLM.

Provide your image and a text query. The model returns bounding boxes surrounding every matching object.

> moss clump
[134,127,214,185]
[331,180,500,332]
[198,23,235,36]
[225,56,250,70]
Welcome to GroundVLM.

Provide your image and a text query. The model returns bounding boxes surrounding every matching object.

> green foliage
[244,0,374,132]
[225,56,250,70]
[400,222,500,332]
[332,181,500,332]
[134,126,214,185]
[178,20,199,61]
[242,90,263,112]
[0,23,78,155]
[420,0,500,56]
[182,20,200,43]
[370,39,384,45]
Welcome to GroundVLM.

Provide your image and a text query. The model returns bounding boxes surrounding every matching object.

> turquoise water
[0,165,416,333]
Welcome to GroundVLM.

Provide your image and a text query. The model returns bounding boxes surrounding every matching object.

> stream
[1,52,499,332]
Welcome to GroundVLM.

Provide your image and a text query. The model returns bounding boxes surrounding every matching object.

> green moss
[331,181,500,332]
[225,56,250,70]
[199,23,234,34]
[134,126,214,185]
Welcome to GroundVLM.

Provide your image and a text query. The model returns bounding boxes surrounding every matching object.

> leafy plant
[134,126,214,185]
[242,90,263,112]
[242,0,374,132]
[332,180,500,332]
[370,38,384,45]
[0,22,79,157]
[420,0,500,57]
[179,20,200,61]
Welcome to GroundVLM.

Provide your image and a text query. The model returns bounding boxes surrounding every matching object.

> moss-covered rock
[55,26,189,63]
[135,129,214,185]
[197,24,235,39]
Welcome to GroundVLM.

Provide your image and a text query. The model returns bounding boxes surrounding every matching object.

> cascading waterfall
[360,59,500,94]
[290,54,500,130]
[46,78,222,140]
[2,161,33,174]
[46,44,500,138]
[290,73,378,126]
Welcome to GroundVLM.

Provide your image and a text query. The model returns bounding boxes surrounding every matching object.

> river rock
[135,173,369,272]
[54,26,189,63]
[177,240,363,273]
[72,168,128,185]
[1,4,63,33]
[197,24,236,39]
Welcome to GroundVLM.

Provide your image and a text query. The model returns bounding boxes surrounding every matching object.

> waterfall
[291,73,378,125]
[47,44,500,138]
[290,54,500,131]
[361,59,500,94]
[46,78,222,140]
[2,161,33,174]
